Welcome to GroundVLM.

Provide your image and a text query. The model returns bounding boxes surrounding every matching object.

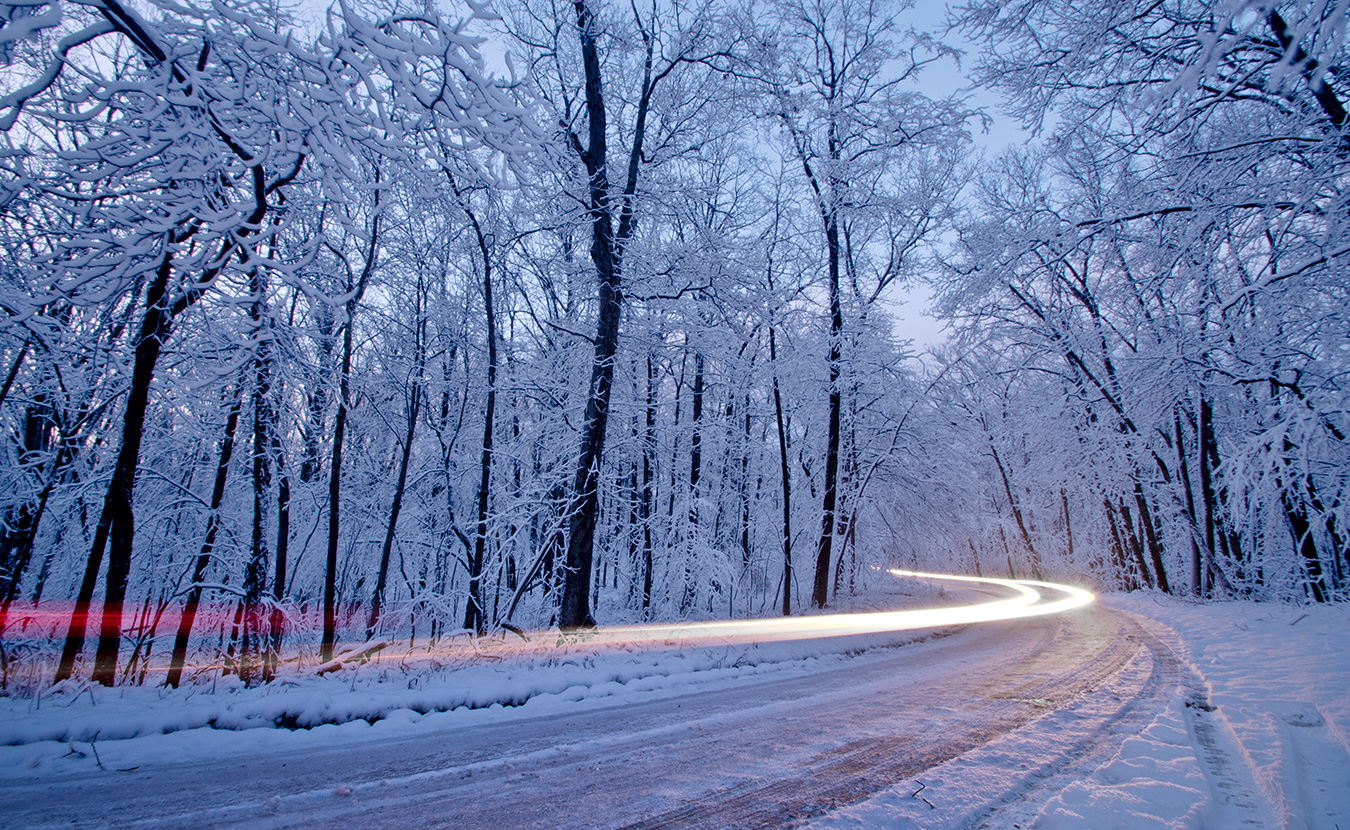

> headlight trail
[578,569,1094,649]
[59,570,1095,675]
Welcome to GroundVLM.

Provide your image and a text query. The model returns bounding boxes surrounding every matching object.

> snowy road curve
[1,586,1266,830]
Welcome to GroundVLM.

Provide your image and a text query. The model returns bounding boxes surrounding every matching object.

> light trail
[6,571,1094,676]
[279,569,1095,672]
[571,569,1095,649]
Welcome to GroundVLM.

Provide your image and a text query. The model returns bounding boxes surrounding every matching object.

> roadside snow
[1096,595,1350,830]
[810,593,1350,830]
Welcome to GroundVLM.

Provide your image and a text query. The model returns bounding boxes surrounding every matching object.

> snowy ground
[0,583,1346,828]
[808,594,1350,830]
[1086,595,1348,829]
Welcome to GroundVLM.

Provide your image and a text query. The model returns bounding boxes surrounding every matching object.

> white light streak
[124,572,1095,675]
[566,569,1095,649]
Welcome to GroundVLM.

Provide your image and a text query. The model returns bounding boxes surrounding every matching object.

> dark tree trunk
[465,324,495,634]
[990,443,1041,577]
[298,304,334,485]
[0,342,28,412]
[1175,408,1205,596]
[368,345,421,638]
[560,0,662,627]
[1284,488,1328,602]
[68,240,209,684]
[667,355,685,520]
[459,181,496,636]
[322,176,381,662]
[268,444,290,680]
[167,377,245,688]
[241,274,275,685]
[688,352,704,526]
[626,452,640,605]
[0,399,58,634]
[56,496,110,683]
[740,394,752,570]
[1197,396,1221,585]
[1103,498,1134,591]
[770,327,793,616]
[1060,489,1075,563]
[508,412,521,592]
[84,251,184,685]
[241,361,272,685]
[322,314,353,663]
[1199,397,1242,593]
[678,352,706,614]
[1279,440,1332,601]
[783,103,845,610]
[1133,486,1169,594]
[811,213,843,609]
[559,0,620,629]
[1117,498,1155,590]
[641,355,656,612]
[1302,475,1346,591]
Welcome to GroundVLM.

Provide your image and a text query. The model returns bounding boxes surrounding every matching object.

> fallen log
[315,640,390,675]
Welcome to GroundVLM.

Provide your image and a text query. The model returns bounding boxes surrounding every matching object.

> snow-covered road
[1,595,1280,830]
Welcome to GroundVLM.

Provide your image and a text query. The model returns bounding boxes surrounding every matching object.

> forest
[0,0,1344,690]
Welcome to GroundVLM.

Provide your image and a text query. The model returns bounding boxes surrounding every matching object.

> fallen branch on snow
[315,641,390,676]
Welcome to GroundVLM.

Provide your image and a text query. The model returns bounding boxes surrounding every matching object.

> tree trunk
[688,352,704,527]
[166,376,245,688]
[770,327,793,616]
[0,400,60,637]
[322,313,353,663]
[459,182,496,635]
[240,357,272,685]
[740,394,752,570]
[990,442,1041,576]
[1133,485,1170,594]
[69,241,208,685]
[368,356,421,638]
[641,355,656,612]
[322,177,381,662]
[811,212,843,609]
[1175,407,1205,596]
[268,454,289,681]
[559,0,662,627]
[1284,487,1328,602]
[1117,498,1155,590]
[1103,498,1133,590]
[85,253,185,685]
[1060,489,1075,563]
[241,275,275,685]
[298,305,334,485]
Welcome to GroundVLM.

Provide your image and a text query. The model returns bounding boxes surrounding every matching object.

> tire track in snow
[953,609,1275,829]
[1131,614,1278,828]
[801,607,1277,830]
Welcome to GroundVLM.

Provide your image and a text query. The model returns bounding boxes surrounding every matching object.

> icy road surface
[3,589,1308,829]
